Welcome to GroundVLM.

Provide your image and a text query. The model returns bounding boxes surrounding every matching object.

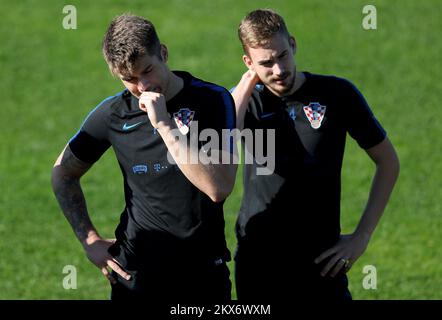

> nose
[272,63,284,77]
[137,77,149,92]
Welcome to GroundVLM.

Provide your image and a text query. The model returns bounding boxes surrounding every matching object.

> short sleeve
[339,79,386,149]
[68,98,112,164]
[199,88,236,154]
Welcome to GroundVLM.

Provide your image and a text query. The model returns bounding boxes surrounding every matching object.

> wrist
[81,231,101,247]
[354,228,372,240]
[156,118,174,132]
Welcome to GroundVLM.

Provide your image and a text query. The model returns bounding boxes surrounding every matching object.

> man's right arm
[51,145,130,283]
[231,70,259,130]
[51,145,96,242]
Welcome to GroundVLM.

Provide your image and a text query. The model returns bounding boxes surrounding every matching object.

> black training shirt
[237,72,386,261]
[69,71,235,267]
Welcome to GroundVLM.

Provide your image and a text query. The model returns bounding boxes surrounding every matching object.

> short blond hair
[238,9,290,54]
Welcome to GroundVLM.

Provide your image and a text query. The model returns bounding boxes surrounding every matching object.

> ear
[289,36,297,54]
[242,54,254,71]
[160,44,168,62]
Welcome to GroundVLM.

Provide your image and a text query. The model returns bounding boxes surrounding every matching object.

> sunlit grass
[0,0,441,299]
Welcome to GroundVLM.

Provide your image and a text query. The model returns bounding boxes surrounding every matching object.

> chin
[274,81,295,96]
[268,85,290,97]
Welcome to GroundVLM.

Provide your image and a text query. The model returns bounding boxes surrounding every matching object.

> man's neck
[288,71,306,96]
[164,72,184,101]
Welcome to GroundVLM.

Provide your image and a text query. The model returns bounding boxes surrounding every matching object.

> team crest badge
[173,108,195,135]
[303,102,326,129]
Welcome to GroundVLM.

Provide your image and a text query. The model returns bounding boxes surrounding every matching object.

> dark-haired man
[52,14,237,300]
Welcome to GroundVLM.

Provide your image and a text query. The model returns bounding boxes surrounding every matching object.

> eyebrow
[258,58,273,65]
[143,64,152,72]
[121,64,152,81]
[257,50,288,65]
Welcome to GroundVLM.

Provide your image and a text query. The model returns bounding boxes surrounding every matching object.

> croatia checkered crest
[303,102,326,129]
[173,108,195,135]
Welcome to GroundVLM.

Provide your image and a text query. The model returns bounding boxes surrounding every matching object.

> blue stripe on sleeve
[190,79,236,153]
[190,79,235,129]
[69,90,125,143]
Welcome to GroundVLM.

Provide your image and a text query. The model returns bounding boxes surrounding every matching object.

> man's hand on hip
[82,235,131,284]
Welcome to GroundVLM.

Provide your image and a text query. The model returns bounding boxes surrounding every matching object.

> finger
[101,267,117,284]
[107,259,131,281]
[344,261,353,273]
[150,86,160,93]
[315,246,339,264]
[320,255,341,277]
[140,91,159,98]
[329,258,347,278]
[139,101,148,112]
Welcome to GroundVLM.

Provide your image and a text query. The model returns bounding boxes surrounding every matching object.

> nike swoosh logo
[122,122,143,131]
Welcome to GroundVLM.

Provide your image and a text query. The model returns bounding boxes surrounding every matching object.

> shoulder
[304,72,366,104]
[179,71,233,104]
[82,89,130,121]
[305,72,356,90]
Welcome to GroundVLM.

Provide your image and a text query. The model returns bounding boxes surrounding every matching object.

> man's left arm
[140,91,238,203]
[315,137,399,277]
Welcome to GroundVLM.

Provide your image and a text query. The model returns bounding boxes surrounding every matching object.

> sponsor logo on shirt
[132,165,148,174]
[153,163,169,172]
[303,102,326,129]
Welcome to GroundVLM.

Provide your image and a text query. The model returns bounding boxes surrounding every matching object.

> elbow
[208,189,230,203]
[207,184,234,203]
[393,156,400,182]
[206,165,237,202]
[377,153,400,185]
[51,166,60,191]
[390,148,400,180]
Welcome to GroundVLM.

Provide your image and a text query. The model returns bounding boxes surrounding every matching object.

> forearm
[157,120,237,202]
[51,167,98,245]
[355,160,399,237]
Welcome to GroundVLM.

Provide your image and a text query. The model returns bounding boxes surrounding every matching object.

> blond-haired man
[232,9,399,301]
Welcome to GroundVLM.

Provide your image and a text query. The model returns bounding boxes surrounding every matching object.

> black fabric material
[235,72,386,299]
[68,71,236,298]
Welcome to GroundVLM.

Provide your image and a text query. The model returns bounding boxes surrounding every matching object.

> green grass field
[1,0,441,299]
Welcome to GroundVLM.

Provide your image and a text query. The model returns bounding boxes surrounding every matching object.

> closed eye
[259,60,273,67]
[142,64,153,74]
[278,51,288,59]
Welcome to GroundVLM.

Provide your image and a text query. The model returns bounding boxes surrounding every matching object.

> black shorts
[234,241,352,302]
[108,243,231,301]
